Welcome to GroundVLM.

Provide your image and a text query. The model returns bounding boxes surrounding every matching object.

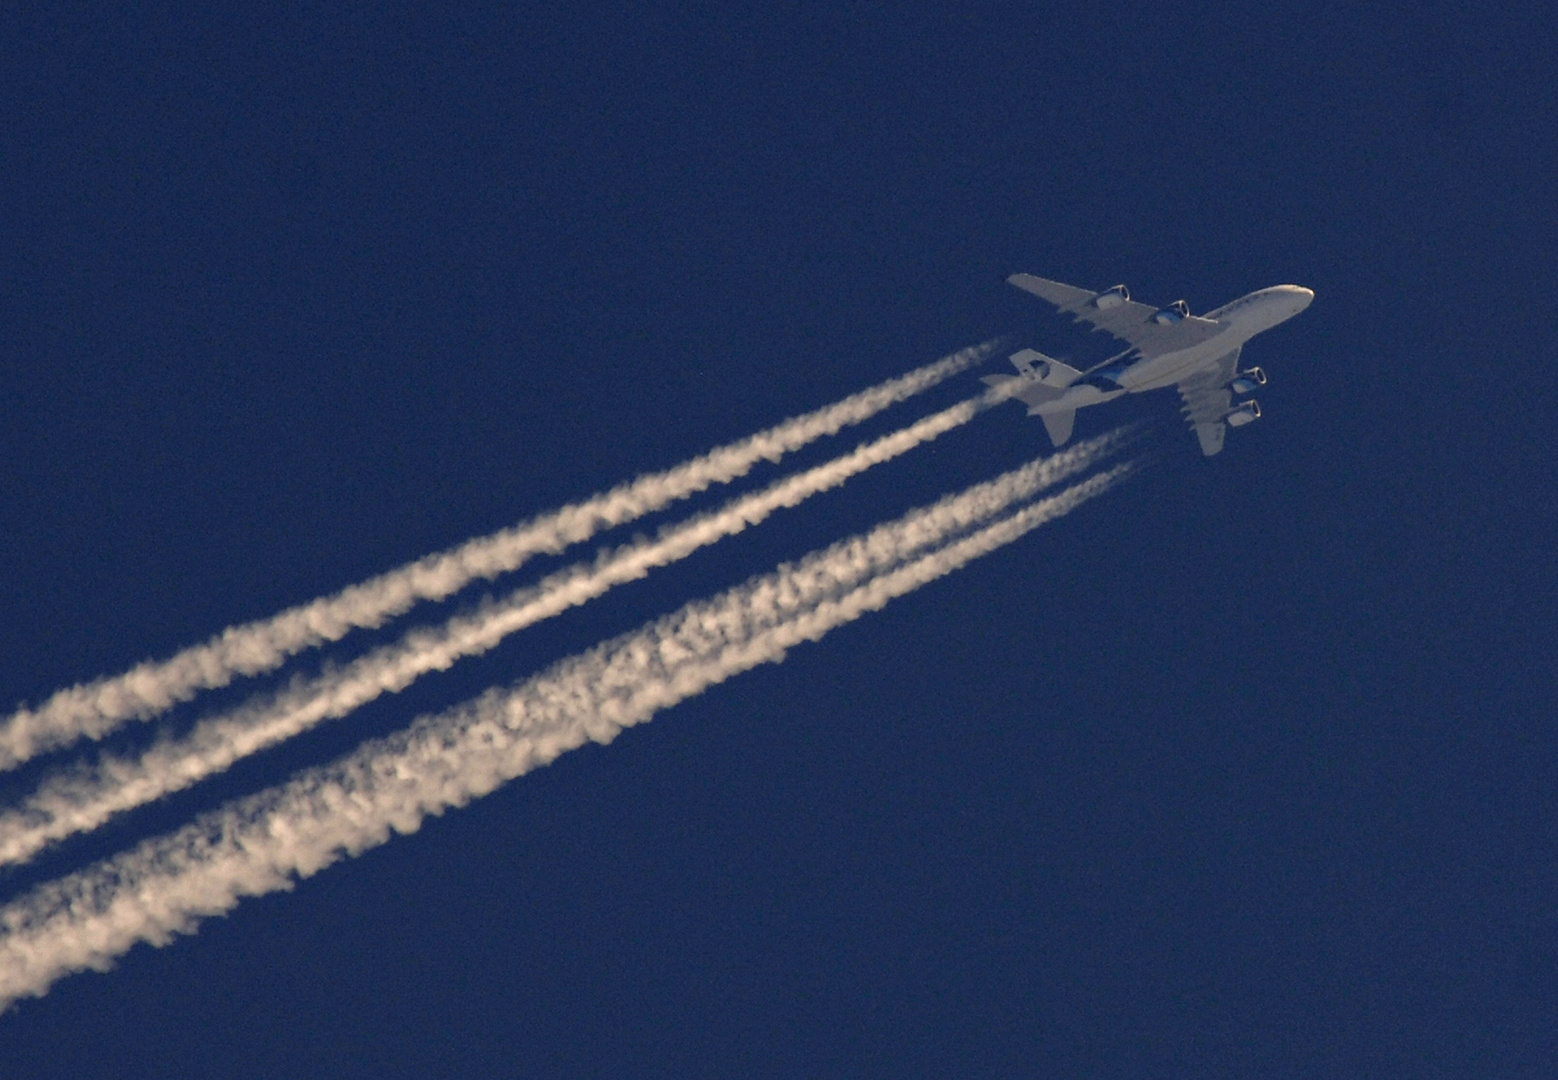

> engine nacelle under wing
[1092,284,1130,309]
[1225,399,1262,427]
[1229,366,1267,394]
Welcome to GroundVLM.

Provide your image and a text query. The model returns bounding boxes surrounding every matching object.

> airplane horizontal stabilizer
[1041,409,1076,447]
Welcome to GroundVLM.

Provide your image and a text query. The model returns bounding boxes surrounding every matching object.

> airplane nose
[1286,285,1315,311]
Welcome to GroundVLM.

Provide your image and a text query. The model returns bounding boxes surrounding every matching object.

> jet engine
[1153,299,1190,324]
[1093,284,1130,309]
[1225,400,1262,427]
[1229,366,1267,394]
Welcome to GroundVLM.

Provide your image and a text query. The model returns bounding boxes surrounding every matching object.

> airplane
[984,273,1314,455]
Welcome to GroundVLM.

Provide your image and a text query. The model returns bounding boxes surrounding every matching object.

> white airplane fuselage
[1029,284,1314,416]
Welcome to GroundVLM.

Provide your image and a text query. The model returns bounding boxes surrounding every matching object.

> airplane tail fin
[1040,409,1076,447]
[984,349,1081,447]
[1009,348,1082,387]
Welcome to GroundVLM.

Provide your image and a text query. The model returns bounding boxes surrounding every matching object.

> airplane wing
[1175,346,1242,456]
[1008,273,1225,358]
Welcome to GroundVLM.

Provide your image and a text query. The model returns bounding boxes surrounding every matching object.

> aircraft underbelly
[1031,383,1123,414]
[1122,340,1230,392]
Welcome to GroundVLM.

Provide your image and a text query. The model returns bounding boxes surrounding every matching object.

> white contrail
[0,343,994,772]
[0,449,1134,1009]
[0,386,1076,868]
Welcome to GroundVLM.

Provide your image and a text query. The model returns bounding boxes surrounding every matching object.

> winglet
[1193,422,1225,456]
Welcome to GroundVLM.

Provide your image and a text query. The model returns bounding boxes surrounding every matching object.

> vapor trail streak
[0,447,1133,1009]
[0,343,993,772]
[0,387,1060,868]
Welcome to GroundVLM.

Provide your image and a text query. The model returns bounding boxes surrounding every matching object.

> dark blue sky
[2,4,1554,1077]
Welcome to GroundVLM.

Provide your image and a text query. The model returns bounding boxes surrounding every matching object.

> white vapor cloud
[0,446,1134,1009]
[0,343,993,772]
[0,385,1062,868]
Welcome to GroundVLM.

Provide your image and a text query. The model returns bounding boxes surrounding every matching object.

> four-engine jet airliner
[984,274,1314,455]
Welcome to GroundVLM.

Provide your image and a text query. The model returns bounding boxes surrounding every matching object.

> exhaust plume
[0,449,1134,1008]
[0,343,993,771]
[0,386,1069,867]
